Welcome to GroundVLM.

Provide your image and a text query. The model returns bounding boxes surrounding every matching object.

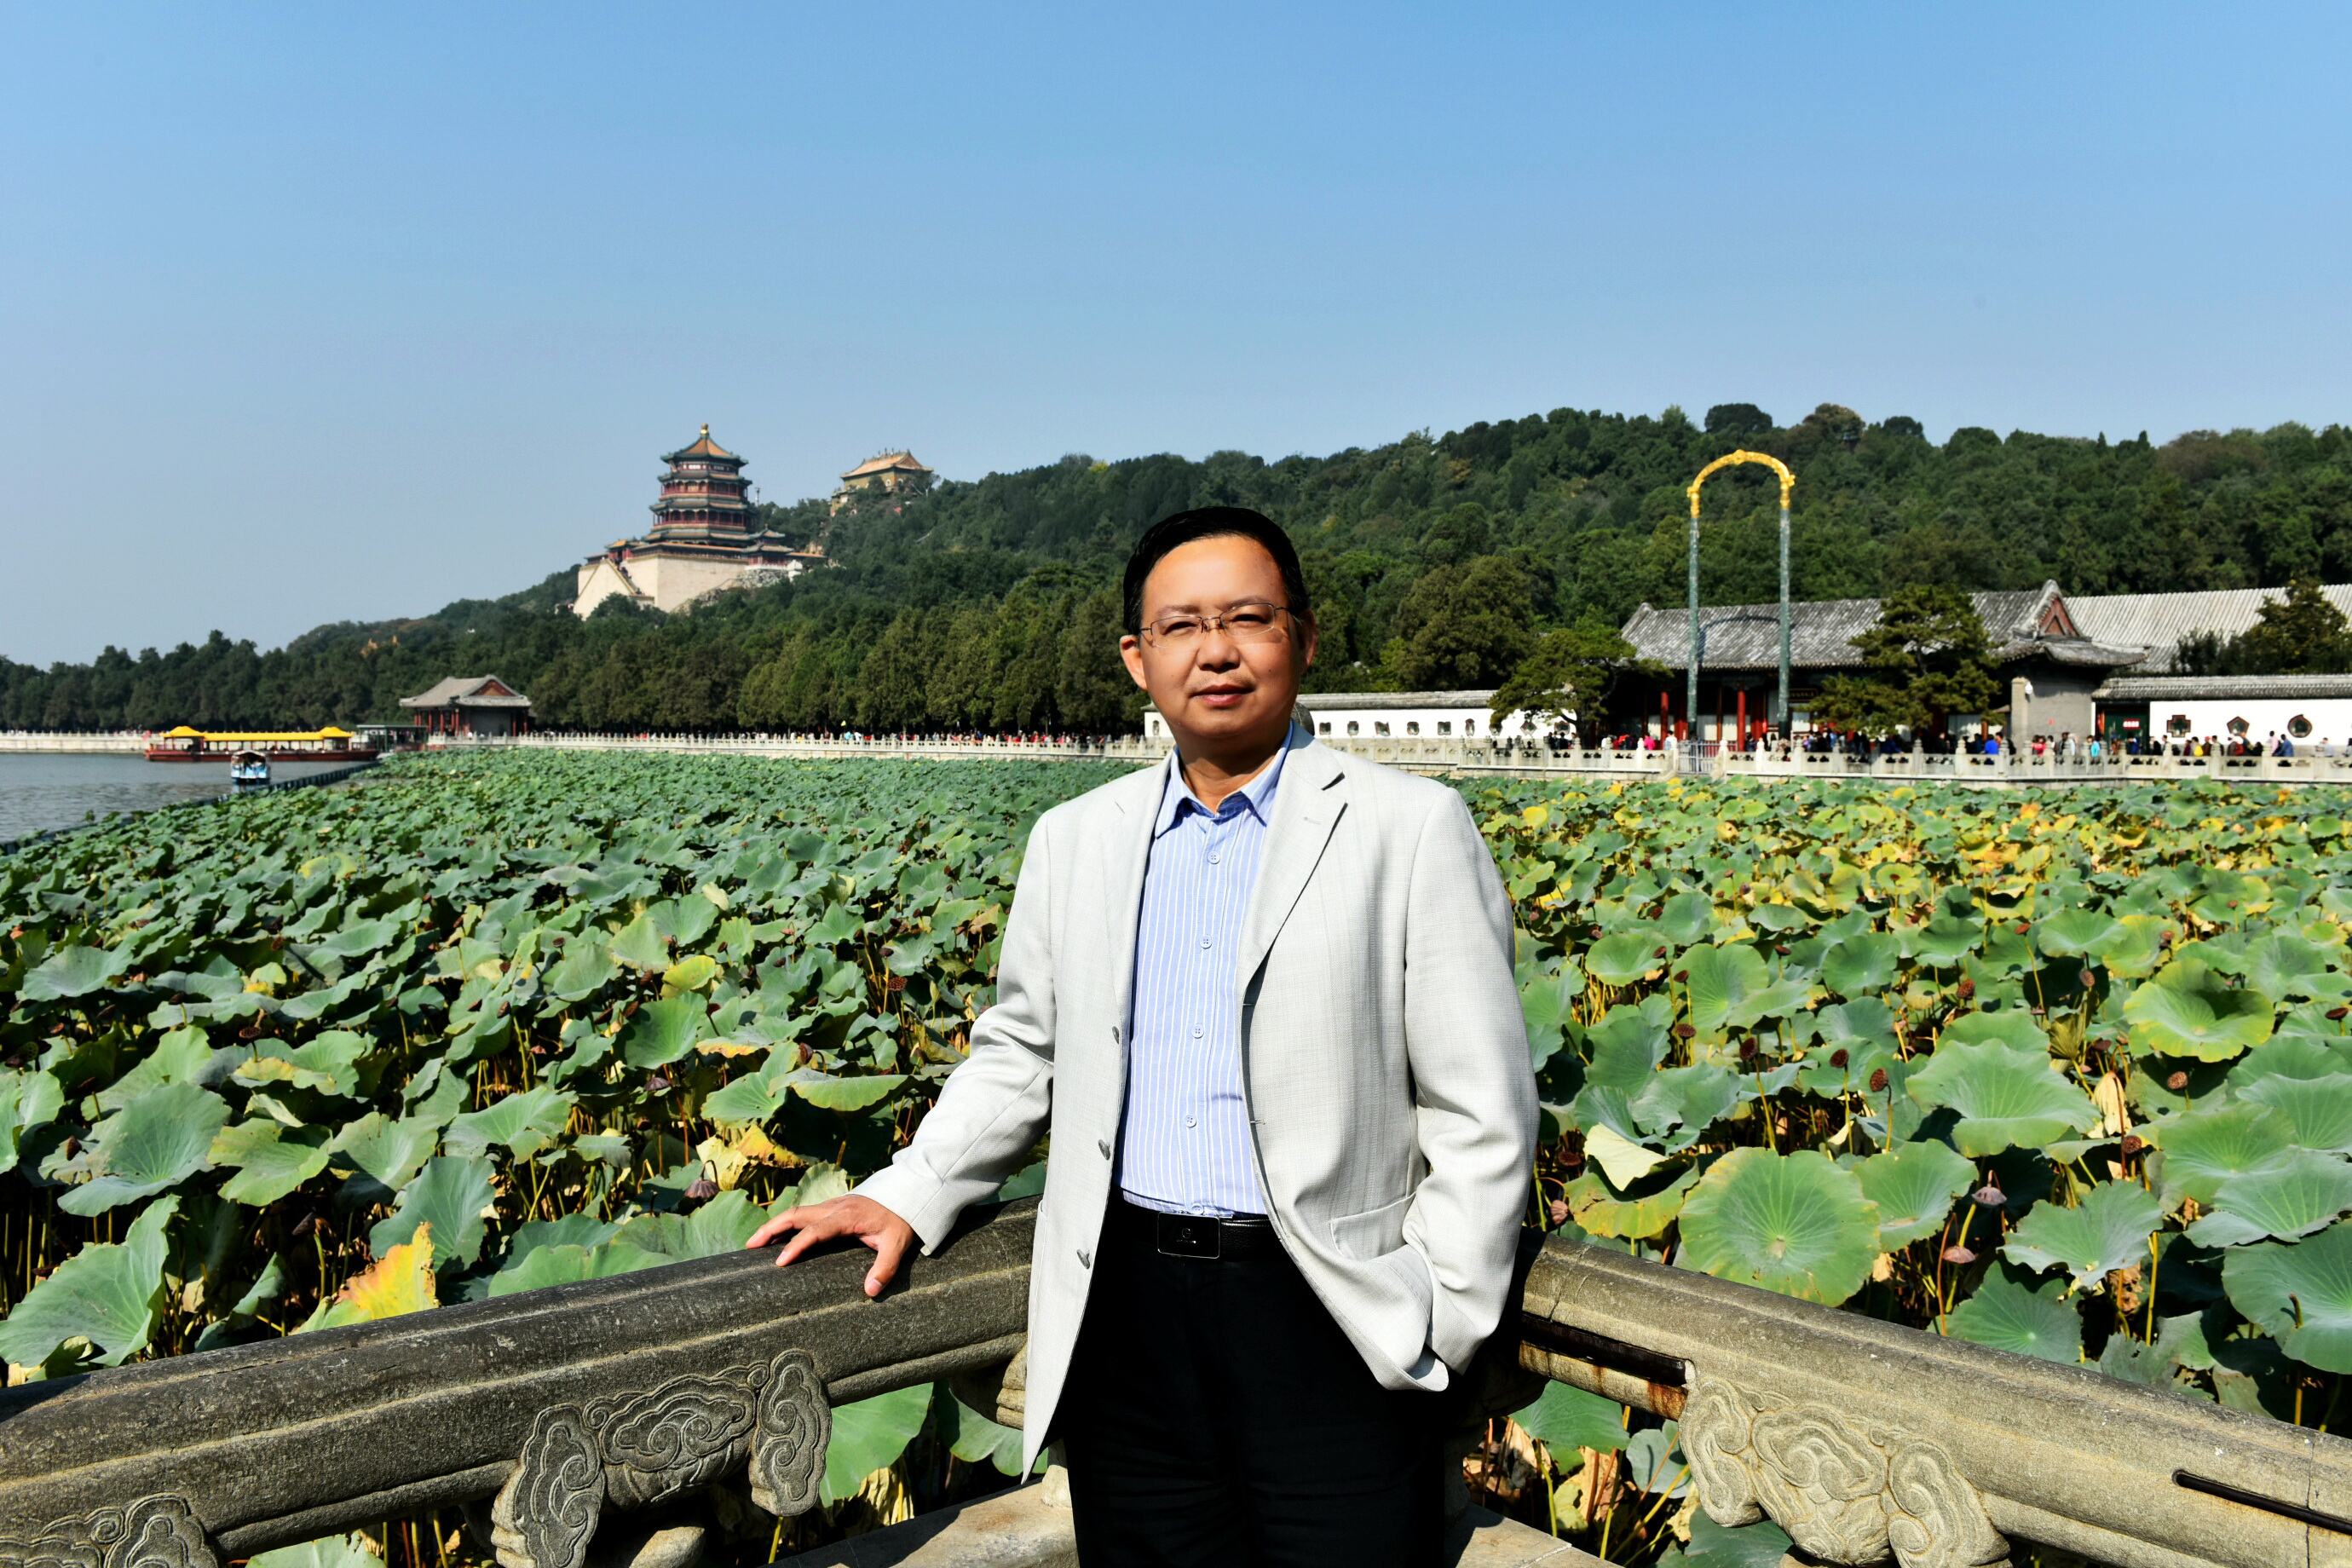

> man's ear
[1120,636,1150,690]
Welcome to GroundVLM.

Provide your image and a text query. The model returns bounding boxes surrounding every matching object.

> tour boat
[146,726,379,764]
[228,750,272,789]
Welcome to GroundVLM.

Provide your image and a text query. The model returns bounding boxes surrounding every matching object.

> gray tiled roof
[1616,583,2142,672]
[2067,585,2352,673]
[399,676,533,710]
[1298,689,1497,711]
[2094,672,2352,700]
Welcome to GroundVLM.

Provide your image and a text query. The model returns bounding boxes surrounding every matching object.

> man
[749,505,1536,1565]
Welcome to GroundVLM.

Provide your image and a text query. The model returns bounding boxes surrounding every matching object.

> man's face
[1121,534,1314,753]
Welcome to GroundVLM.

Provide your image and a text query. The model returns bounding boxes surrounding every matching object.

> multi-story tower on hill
[573,428,827,617]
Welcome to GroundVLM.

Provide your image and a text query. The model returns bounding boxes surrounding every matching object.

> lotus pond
[6,752,2352,1563]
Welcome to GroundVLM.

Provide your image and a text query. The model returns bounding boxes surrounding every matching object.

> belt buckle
[1156,1213,1221,1260]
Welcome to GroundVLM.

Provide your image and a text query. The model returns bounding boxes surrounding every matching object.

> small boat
[228,750,272,790]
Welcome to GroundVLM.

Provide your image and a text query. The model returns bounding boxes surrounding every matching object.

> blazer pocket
[1329,1194,1414,1261]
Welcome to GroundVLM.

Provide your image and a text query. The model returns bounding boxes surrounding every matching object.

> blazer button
[1078,1249,1092,1269]
[1098,1139,1111,1158]
[1111,1026,1121,1044]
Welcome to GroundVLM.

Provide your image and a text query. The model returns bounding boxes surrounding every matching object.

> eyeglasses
[1138,602,1297,648]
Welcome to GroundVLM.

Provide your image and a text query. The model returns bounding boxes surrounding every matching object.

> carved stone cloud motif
[491,1349,829,1568]
[0,1496,216,1568]
[1678,1374,2009,1568]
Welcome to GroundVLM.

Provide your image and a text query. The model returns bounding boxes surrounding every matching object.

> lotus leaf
[1684,943,1804,1035]
[1905,915,1982,969]
[1685,1513,1796,1568]
[1903,1041,2097,1156]
[2238,1074,2352,1156]
[2222,1221,2352,1373]
[2124,963,2273,1062]
[444,1086,574,1161]
[0,1196,178,1369]
[2148,1104,2296,1204]
[1517,959,1581,1069]
[608,913,670,971]
[1677,1148,1882,1305]
[1820,932,1899,997]
[1631,1065,1743,1151]
[2036,908,2123,959]
[21,943,129,1001]
[1854,1139,1975,1249]
[620,996,715,1069]
[487,1242,666,1297]
[1582,1002,1672,1090]
[1561,1162,1702,1240]
[60,1082,230,1216]
[2187,1150,2352,1247]
[215,1123,332,1206]
[1582,1123,1666,1187]
[1944,1264,2083,1363]
[540,942,614,1001]
[2002,1181,2163,1291]
[2244,932,2352,1006]
[368,1156,498,1269]
[96,1028,223,1113]
[329,1112,438,1197]
[248,1535,382,1568]
[943,1389,1035,1476]
[1511,1379,1627,1456]
[303,1230,437,1331]
[1624,1422,1689,1498]
[1940,1010,2049,1053]
[0,1071,66,1177]
[823,1382,934,1505]
[660,954,719,996]
[1584,932,1665,987]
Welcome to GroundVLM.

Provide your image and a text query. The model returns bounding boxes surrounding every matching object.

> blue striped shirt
[1116,739,1288,1218]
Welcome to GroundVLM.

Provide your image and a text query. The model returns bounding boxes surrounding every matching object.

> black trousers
[1058,1202,1451,1567]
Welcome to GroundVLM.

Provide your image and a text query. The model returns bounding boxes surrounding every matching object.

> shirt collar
[1155,728,1294,837]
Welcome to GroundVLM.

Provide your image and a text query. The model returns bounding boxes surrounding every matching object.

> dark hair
[1121,506,1311,636]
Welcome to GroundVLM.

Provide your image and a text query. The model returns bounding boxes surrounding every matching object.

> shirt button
[1201,937,1212,948]
[1185,1116,1196,1128]
[1192,1025,1203,1038]
[1208,851,1221,864]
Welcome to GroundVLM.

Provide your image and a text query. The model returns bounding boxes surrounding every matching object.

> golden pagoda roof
[841,451,931,480]
[665,424,739,463]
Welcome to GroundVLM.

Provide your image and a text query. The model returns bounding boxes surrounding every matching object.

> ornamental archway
[1684,450,1796,739]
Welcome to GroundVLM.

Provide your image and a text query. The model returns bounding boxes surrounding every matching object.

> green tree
[2199,577,2352,674]
[1489,620,1657,736]
[1055,589,1139,735]
[1384,556,1535,689]
[855,611,931,730]
[1811,585,1998,738]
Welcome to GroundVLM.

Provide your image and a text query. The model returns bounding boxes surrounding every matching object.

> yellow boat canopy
[154,728,362,743]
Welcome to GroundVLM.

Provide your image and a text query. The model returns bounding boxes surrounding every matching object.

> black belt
[1111,1196,1285,1261]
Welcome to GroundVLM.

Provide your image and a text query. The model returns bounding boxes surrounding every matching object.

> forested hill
[8,402,2352,734]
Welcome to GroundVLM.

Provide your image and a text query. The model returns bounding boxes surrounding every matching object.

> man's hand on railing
[747,1195,916,1298]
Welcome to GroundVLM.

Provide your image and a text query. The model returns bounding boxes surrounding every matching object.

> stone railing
[0,733,150,754]
[3,1202,2343,1568]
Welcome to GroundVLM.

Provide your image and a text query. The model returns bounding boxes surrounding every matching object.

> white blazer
[855,730,1539,1469]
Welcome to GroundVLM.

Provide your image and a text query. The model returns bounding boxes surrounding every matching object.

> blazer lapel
[1103,752,1172,1029]
[1239,736,1347,983]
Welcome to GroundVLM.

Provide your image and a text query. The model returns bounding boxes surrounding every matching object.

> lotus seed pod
[1830,1048,1850,1069]
[1972,1184,2005,1208]
[2120,1134,2146,1157]
[683,1177,720,1203]
[1869,1067,1889,1092]
[1941,1244,1977,1265]
[2166,1070,2190,1091]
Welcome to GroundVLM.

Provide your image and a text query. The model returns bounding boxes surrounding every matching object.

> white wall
[1145,703,1543,740]
[2147,698,2352,747]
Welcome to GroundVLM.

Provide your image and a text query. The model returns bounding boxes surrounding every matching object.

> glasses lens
[1150,616,1202,644]
[1225,607,1281,639]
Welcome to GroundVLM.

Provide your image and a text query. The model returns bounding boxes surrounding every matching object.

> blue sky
[4,4,2349,664]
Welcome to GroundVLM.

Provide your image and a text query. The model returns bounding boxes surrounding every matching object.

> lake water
[0,753,355,843]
